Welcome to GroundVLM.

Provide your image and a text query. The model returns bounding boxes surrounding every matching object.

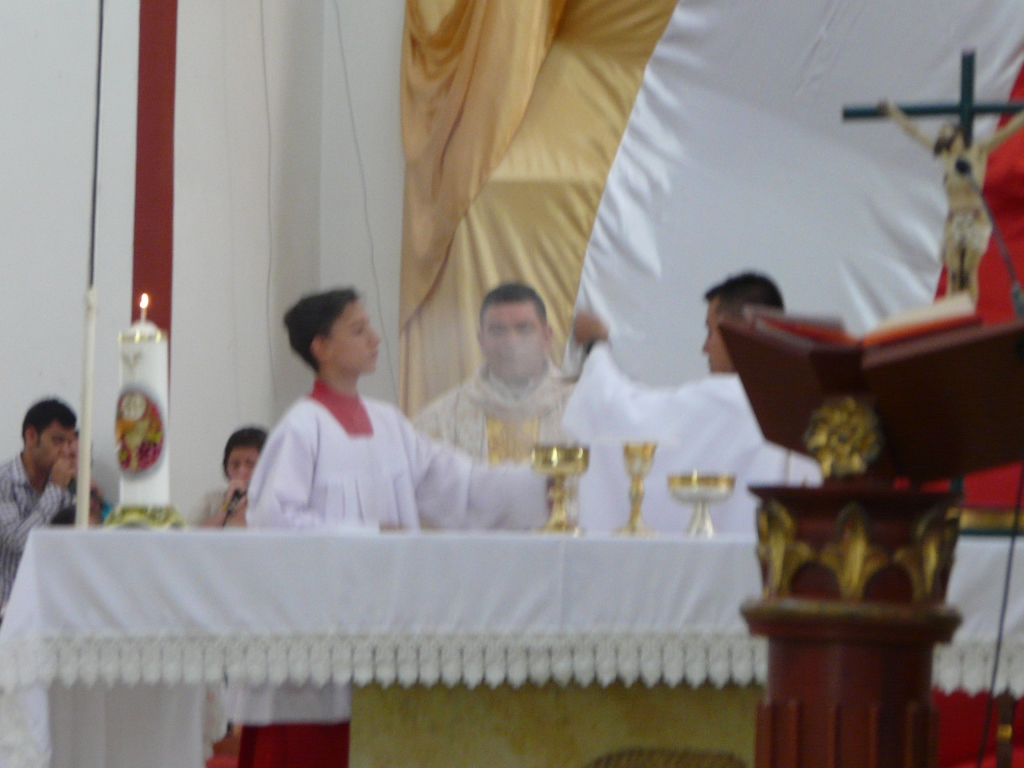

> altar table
[0,530,1021,768]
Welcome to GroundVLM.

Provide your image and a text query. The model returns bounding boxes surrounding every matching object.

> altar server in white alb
[251,288,547,532]
[236,287,547,768]
[566,273,820,537]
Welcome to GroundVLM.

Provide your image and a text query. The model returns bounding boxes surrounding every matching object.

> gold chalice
[667,472,735,538]
[617,442,657,535]
[531,444,589,534]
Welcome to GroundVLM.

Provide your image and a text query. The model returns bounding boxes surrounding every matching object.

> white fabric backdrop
[575,0,1024,386]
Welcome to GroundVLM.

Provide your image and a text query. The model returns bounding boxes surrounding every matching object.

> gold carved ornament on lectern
[757,500,959,602]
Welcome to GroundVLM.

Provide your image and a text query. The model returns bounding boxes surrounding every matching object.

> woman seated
[193,427,267,527]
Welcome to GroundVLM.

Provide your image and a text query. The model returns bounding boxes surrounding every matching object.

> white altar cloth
[0,529,1022,768]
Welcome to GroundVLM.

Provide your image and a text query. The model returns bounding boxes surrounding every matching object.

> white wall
[319,0,405,405]
[0,0,139,499]
[0,0,407,518]
[171,0,406,518]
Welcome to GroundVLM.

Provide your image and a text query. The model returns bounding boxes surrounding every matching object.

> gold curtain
[400,0,677,415]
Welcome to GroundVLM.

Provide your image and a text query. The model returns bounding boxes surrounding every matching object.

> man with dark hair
[703,271,784,311]
[415,282,574,463]
[232,287,546,768]
[478,282,548,324]
[567,272,818,535]
[573,271,784,375]
[702,272,784,373]
[0,398,77,604]
[191,426,268,527]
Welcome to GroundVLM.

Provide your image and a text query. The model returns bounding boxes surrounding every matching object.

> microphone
[953,157,1024,318]
[222,489,245,526]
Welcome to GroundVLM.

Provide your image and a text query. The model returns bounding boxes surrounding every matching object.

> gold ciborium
[667,472,735,538]
[531,444,589,534]
[617,442,657,535]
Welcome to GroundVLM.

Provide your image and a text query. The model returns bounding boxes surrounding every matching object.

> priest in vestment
[233,288,547,768]
[414,283,574,464]
[566,272,820,536]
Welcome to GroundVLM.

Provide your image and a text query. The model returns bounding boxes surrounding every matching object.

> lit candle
[114,293,171,511]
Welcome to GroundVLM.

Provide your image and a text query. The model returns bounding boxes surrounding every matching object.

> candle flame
[140,294,150,310]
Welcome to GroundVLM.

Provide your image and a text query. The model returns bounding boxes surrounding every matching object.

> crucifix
[843,50,1024,305]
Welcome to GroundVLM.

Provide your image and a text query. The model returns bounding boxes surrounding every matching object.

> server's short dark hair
[22,399,77,440]
[479,283,547,325]
[284,288,360,371]
[222,426,268,476]
[704,272,784,316]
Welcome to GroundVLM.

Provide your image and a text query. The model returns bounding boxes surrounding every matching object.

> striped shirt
[0,455,72,606]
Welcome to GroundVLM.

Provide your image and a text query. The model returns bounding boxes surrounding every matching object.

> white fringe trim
[0,632,768,693]
[934,641,1024,697]
[2,634,1021,768]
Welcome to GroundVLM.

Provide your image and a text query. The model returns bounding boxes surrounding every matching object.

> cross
[121,350,143,378]
[843,50,1024,145]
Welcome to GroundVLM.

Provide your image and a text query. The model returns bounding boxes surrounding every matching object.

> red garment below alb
[309,380,373,437]
[237,723,350,768]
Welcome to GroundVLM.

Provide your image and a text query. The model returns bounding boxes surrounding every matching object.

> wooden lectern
[720,317,1024,768]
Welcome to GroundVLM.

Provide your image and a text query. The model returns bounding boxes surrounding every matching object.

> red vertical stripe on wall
[131,0,177,332]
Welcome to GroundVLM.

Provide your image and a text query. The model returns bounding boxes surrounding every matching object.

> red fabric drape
[237,723,350,768]
[936,691,1024,768]
[935,61,1024,507]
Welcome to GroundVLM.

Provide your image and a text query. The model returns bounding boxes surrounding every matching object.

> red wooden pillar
[744,486,961,768]
[131,0,177,330]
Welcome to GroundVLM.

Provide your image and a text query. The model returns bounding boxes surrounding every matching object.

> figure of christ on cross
[844,51,1024,302]
[880,100,1024,300]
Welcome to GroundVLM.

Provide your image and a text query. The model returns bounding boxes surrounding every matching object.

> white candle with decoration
[115,294,171,510]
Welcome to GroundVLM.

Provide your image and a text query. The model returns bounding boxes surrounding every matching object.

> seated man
[52,430,111,526]
[234,288,546,768]
[414,282,574,464]
[567,272,819,536]
[0,399,76,605]
[192,426,268,527]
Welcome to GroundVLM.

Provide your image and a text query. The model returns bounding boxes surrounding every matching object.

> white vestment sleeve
[396,416,547,531]
[247,414,324,530]
[562,343,821,536]
[465,464,547,531]
[563,344,709,442]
